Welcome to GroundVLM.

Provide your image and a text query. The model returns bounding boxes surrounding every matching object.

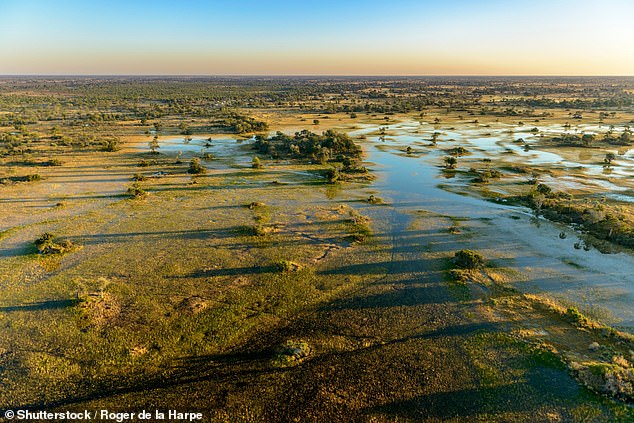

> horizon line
[1,74,633,78]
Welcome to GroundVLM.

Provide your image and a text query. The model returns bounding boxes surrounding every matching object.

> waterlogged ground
[1,118,634,420]
[356,120,634,328]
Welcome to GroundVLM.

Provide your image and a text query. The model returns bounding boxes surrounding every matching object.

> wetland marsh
[1,76,634,421]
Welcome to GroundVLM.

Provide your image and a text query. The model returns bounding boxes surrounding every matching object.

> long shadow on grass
[363,369,581,420]
[0,299,79,312]
[65,228,239,245]
[320,280,456,310]
[319,258,447,275]
[0,194,125,204]
[16,320,502,412]
[13,295,572,419]
[187,264,279,277]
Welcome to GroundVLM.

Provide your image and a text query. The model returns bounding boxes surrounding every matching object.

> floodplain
[1,76,634,421]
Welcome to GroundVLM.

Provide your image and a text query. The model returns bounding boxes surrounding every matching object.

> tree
[444,156,457,169]
[102,136,120,152]
[188,158,206,174]
[179,122,192,135]
[149,136,160,153]
[604,152,616,165]
[252,156,263,169]
[454,250,484,269]
[620,130,631,144]
[581,133,595,146]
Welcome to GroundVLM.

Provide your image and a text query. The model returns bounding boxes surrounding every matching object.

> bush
[101,137,120,152]
[188,158,206,174]
[274,260,301,272]
[448,146,469,156]
[453,250,484,269]
[324,167,340,183]
[34,233,75,255]
[536,183,552,195]
[348,211,371,242]
[565,307,588,326]
[132,173,146,182]
[239,224,267,237]
[126,183,146,199]
[444,156,457,169]
[448,268,469,282]
[367,195,383,204]
[272,339,311,367]
[252,156,263,169]
[473,169,501,183]
[148,136,160,153]
[246,201,265,209]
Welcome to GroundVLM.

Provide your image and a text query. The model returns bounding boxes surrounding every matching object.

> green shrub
[272,340,311,367]
[252,156,263,169]
[565,307,588,326]
[453,250,484,269]
[25,174,42,182]
[324,167,340,183]
[274,260,301,273]
[536,183,552,195]
[246,201,265,210]
[126,183,146,199]
[101,137,120,152]
[188,158,206,174]
[448,268,469,282]
[34,233,75,255]
[444,156,457,169]
[348,211,371,242]
[448,146,469,156]
[367,195,383,204]
[239,225,267,237]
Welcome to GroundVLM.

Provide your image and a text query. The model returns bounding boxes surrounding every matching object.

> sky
[0,0,632,75]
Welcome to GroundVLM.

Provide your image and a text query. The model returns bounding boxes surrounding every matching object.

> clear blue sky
[0,0,632,75]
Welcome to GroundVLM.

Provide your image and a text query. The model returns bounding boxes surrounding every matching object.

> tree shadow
[319,257,447,275]
[0,299,79,312]
[363,366,582,421]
